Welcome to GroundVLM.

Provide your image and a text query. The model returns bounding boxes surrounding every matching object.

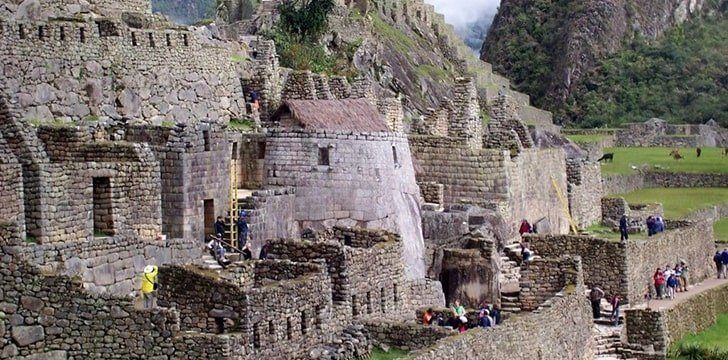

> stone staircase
[593,323,624,360]
[499,290,521,318]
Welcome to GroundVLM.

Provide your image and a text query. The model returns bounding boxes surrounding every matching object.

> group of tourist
[207,211,270,267]
[651,262,689,300]
[421,300,501,332]
[589,286,621,326]
[646,216,666,237]
[713,249,728,278]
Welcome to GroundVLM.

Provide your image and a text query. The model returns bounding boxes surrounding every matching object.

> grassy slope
[672,313,728,352]
[565,134,612,143]
[615,188,728,219]
[371,347,408,360]
[714,219,728,243]
[601,147,728,175]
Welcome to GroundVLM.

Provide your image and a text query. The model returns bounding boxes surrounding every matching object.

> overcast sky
[425,0,500,27]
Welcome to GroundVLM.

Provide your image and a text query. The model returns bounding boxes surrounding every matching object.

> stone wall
[625,220,715,305]
[517,256,584,311]
[0,16,245,126]
[615,120,727,148]
[360,320,453,352]
[233,132,267,189]
[418,181,444,206]
[439,236,498,308]
[239,187,298,257]
[0,148,25,236]
[529,235,628,303]
[406,278,446,310]
[10,0,152,17]
[567,159,603,229]
[405,285,593,360]
[264,129,425,279]
[625,283,728,356]
[603,172,728,195]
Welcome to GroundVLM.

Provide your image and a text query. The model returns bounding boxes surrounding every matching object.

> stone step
[501,296,518,302]
[500,307,521,313]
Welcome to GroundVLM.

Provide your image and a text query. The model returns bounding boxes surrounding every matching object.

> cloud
[424,0,500,28]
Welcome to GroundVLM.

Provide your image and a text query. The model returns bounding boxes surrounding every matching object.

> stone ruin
[3,0,715,359]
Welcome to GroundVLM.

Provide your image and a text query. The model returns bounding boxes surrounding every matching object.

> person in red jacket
[653,268,666,299]
[518,219,532,235]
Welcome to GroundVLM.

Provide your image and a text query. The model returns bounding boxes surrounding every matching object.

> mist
[425,0,500,52]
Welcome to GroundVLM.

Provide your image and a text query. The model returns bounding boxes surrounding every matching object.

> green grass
[671,313,728,354]
[414,64,453,82]
[714,219,728,243]
[586,224,647,241]
[372,16,416,54]
[616,188,728,219]
[566,134,612,144]
[371,347,408,360]
[600,147,728,175]
[229,118,256,132]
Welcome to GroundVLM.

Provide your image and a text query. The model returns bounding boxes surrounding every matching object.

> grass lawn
[600,147,728,175]
[585,224,647,241]
[371,347,408,360]
[566,134,612,144]
[715,219,728,243]
[671,313,728,354]
[615,188,728,219]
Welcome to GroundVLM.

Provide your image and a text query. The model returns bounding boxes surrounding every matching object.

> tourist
[207,235,231,267]
[214,216,226,238]
[589,286,605,319]
[721,249,728,279]
[422,308,435,325]
[259,243,269,260]
[140,265,158,309]
[619,214,629,241]
[655,216,665,234]
[241,243,253,260]
[518,219,532,235]
[610,295,621,326]
[457,316,468,333]
[696,147,702,158]
[646,216,656,237]
[491,305,502,325]
[714,251,723,279]
[666,274,678,300]
[444,311,460,329]
[451,300,466,317]
[237,211,249,247]
[250,90,260,110]
[680,261,690,291]
[478,309,493,328]
[653,268,666,299]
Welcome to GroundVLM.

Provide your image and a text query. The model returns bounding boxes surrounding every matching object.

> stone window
[183,33,189,46]
[393,283,399,303]
[148,32,155,47]
[18,24,25,39]
[286,317,293,340]
[351,295,358,316]
[165,33,172,46]
[343,234,352,246]
[253,322,262,348]
[93,177,114,236]
[317,147,330,166]
[231,142,238,160]
[203,131,211,151]
[392,145,398,166]
[315,306,323,329]
[37,25,44,40]
[96,20,119,37]
[131,32,138,46]
[60,26,65,41]
[257,142,266,159]
[79,27,85,43]
[300,311,308,334]
[366,291,372,314]
[380,288,386,313]
[268,320,275,336]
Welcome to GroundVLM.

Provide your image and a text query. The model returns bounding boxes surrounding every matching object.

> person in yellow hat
[140,265,158,309]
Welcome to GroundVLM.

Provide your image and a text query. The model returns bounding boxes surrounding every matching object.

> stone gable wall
[264,130,425,279]
[405,287,592,360]
[567,159,603,229]
[0,17,245,125]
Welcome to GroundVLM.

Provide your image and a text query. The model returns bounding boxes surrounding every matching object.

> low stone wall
[602,171,728,195]
[406,278,447,310]
[625,282,728,356]
[529,235,627,303]
[517,256,584,311]
[360,320,453,351]
[240,187,299,257]
[405,289,593,360]
[418,181,444,205]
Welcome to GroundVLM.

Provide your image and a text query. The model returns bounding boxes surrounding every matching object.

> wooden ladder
[229,159,239,249]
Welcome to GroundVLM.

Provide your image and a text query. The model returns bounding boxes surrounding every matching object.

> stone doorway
[203,199,215,239]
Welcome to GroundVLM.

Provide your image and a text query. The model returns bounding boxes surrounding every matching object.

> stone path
[631,277,728,311]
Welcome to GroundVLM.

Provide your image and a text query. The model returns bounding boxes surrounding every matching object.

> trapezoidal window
[318,147,330,166]
[257,141,266,159]
[93,177,114,236]
[301,310,308,335]
[231,142,238,160]
[392,145,398,166]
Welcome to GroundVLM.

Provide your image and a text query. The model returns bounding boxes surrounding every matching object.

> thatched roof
[273,99,389,132]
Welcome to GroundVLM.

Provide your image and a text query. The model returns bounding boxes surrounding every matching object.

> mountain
[481,0,727,126]
[151,0,216,24]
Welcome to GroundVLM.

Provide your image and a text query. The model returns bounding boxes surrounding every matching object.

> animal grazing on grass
[670,149,683,160]
[724,148,728,157]
[696,147,702,158]
[597,153,614,162]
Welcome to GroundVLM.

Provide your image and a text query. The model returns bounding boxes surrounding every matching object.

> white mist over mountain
[425,0,500,52]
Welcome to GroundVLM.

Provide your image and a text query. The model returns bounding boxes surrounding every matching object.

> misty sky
[425,0,500,28]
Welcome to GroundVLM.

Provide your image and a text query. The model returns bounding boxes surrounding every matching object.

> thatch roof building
[272,99,389,133]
